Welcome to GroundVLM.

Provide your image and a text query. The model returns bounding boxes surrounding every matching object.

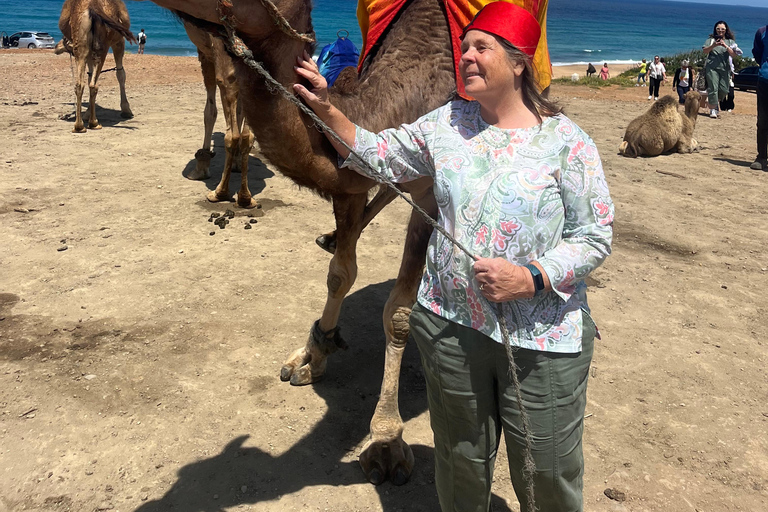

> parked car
[734,66,759,92]
[7,31,56,49]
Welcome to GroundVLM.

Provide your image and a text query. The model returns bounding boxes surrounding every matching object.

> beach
[1,49,767,512]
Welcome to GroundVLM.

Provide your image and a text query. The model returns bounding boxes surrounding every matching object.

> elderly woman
[703,20,742,118]
[295,3,613,510]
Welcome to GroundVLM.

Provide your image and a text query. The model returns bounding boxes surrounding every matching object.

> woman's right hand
[294,50,331,114]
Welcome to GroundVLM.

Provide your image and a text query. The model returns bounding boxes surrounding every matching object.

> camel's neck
[684,98,699,125]
[234,0,455,196]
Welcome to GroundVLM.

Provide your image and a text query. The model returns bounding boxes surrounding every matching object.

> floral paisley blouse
[342,99,614,353]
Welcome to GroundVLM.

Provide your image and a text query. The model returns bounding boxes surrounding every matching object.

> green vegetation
[553,49,758,88]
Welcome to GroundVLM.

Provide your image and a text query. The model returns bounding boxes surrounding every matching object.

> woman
[647,54,666,100]
[673,60,695,104]
[600,62,610,80]
[636,58,647,86]
[703,20,741,118]
[294,3,613,510]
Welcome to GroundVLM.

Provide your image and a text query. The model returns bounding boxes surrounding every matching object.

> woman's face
[715,24,726,37]
[459,30,522,102]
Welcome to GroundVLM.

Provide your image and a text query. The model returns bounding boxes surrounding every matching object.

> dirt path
[1,51,767,512]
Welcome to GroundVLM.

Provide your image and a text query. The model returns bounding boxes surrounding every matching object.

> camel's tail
[619,139,639,158]
[89,5,136,45]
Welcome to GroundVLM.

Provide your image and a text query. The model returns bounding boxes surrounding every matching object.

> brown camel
[619,90,700,157]
[56,0,135,133]
[146,0,531,485]
[183,21,258,208]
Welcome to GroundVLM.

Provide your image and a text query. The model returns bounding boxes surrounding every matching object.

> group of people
[586,62,611,80]
[632,21,740,118]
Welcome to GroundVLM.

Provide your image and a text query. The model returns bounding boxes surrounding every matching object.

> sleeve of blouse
[703,38,713,49]
[339,112,437,183]
[537,134,614,303]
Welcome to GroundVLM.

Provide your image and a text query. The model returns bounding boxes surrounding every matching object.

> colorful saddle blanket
[356,0,551,98]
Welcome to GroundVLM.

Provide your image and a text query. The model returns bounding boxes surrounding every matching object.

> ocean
[1,0,768,64]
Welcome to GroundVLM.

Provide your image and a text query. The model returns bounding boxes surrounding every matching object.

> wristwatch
[524,264,545,297]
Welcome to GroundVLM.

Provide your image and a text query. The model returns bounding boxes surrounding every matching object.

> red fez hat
[461,2,541,58]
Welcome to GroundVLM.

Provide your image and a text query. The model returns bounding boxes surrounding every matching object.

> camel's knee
[386,306,412,349]
[326,263,356,298]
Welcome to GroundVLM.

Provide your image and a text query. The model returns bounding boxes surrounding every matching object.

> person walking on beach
[137,29,147,54]
[294,3,613,511]
[673,60,694,104]
[636,58,647,86]
[751,24,768,171]
[648,55,665,100]
[586,62,596,77]
[703,21,741,118]
[599,62,610,80]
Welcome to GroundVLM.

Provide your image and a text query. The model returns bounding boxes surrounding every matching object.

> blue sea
[1,0,768,64]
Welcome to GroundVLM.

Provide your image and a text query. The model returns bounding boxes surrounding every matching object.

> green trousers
[706,66,730,107]
[409,303,595,512]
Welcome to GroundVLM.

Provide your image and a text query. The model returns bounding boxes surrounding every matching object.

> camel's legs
[207,74,238,203]
[112,40,133,119]
[281,193,368,385]
[232,101,257,209]
[72,51,88,133]
[86,52,107,129]
[316,185,398,254]
[359,183,435,486]
[189,51,217,181]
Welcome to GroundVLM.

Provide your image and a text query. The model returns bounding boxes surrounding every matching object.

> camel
[183,21,258,208]
[55,0,135,133]
[146,0,541,485]
[619,90,700,157]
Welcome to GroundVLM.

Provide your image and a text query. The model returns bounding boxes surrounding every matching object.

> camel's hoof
[279,366,293,382]
[234,193,259,209]
[89,123,102,130]
[368,467,385,486]
[315,233,337,255]
[120,111,134,119]
[187,168,210,181]
[72,126,86,134]
[289,365,317,386]
[391,466,410,486]
[360,438,414,486]
[207,190,228,203]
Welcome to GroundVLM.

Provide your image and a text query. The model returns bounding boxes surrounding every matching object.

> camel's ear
[619,140,637,158]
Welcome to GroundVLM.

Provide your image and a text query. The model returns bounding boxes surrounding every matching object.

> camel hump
[89,4,136,44]
[330,67,360,95]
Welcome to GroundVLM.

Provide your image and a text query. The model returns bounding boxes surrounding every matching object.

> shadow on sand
[712,156,754,168]
[132,280,513,512]
[61,102,136,130]
[181,131,274,199]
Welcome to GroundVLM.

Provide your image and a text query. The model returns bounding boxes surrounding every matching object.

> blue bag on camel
[317,30,359,87]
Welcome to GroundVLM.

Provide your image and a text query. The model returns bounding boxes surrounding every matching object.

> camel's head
[54,38,72,56]
[683,90,700,122]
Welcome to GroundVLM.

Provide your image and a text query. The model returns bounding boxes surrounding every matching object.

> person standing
[648,55,665,100]
[672,60,694,104]
[294,3,614,510]
[137,28,147,54]
[599,62,610,80]
[751,24,768,171]
[636,58,647,86]
[703,21,741,118]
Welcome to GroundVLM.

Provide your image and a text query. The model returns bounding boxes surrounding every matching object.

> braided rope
[218,0,314,43]
[215,2,537,509]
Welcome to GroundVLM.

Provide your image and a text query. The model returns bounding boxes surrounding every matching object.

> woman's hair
[710,20,734,40]
[498,39,562,122]
[681,60,689,66]
[642,58,646,63]
[654,55,660,59]
[604,62,608,66]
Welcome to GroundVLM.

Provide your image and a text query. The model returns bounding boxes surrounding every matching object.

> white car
[8,31,56,49]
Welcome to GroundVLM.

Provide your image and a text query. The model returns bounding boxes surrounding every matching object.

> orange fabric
[357,0,552,98]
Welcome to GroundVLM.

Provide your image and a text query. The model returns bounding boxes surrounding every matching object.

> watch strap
[524,264,545,296]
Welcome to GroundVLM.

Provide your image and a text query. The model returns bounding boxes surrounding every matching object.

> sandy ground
[1,50,767,512]
[552,64,634,79]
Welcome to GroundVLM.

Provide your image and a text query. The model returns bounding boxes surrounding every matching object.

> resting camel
[619,90,700,157]
[146,0,547,485]
[183,21,258,208]
[56,0,135,133]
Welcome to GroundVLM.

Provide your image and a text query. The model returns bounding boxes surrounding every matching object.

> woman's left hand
[473,257,534,302]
